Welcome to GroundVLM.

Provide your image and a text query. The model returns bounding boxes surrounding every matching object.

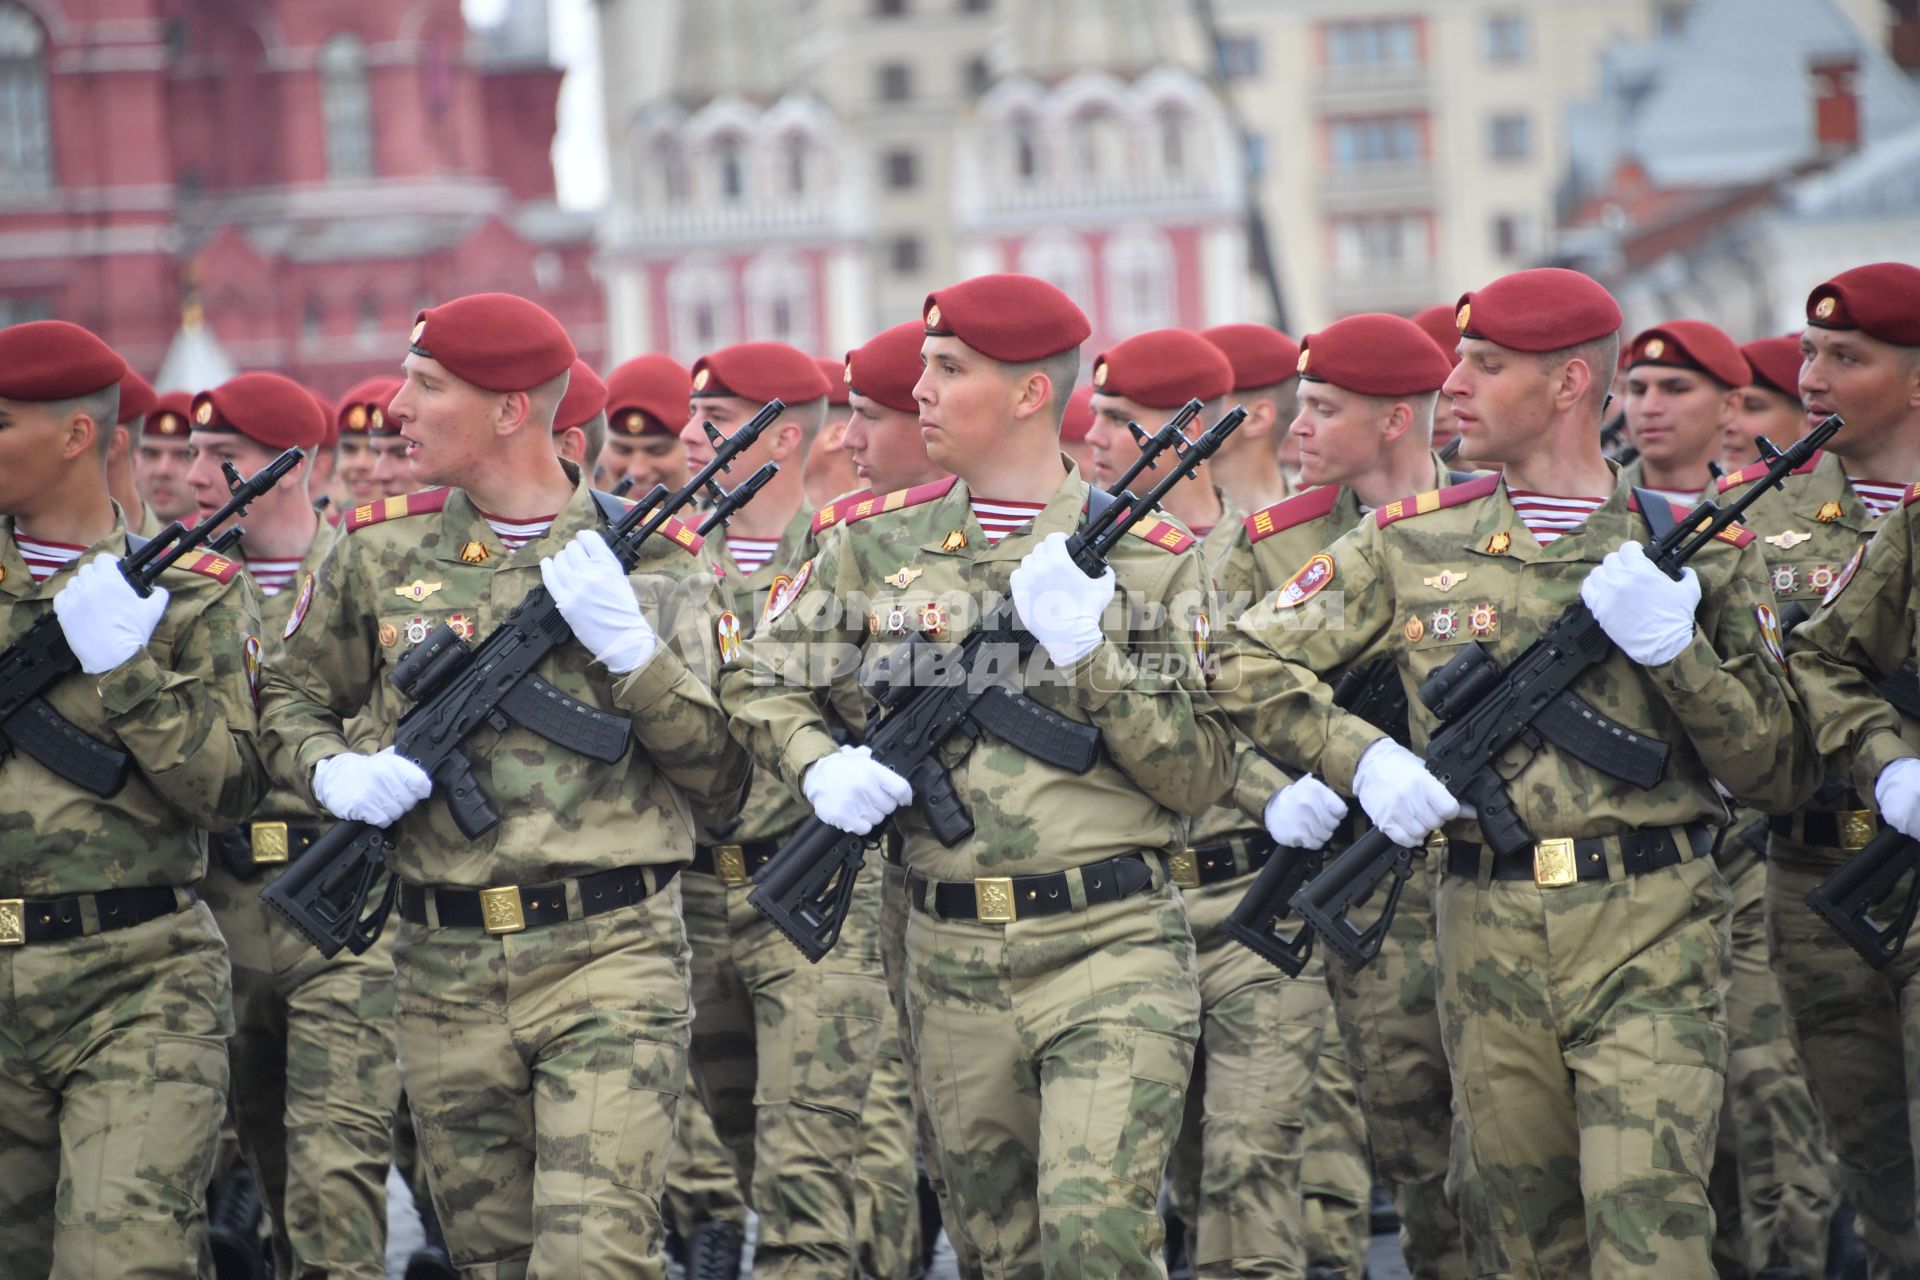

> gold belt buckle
[1169,849,1201,890]
[1533,838,1578,888]
[0,899,22,946]
[251,821,290,865]
[478,885,527,935]
[1840,810,1877,851]
[713,844,749,886]
[974,877,1017,924]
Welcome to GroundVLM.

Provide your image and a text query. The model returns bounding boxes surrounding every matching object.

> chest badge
[940,530,968,553]
[1403,615,1425,642]
[1486,532,1512,556]
[1468,603,1499,637]
[405,616,432,645]
[1816,502,1844,523]
[884,566,924,590]
[459,541,490,565]
[1422,569,1468,592]
[1430,607,1460,640]
[1764,529,1811,551]
[379,621,399,647]
[395,579,444,603]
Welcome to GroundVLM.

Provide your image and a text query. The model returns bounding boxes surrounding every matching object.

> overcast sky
[464,0,609,210]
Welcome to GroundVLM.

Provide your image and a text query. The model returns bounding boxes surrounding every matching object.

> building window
[1018,231,1093,312]
[0,4,51,196]
[1331,213,1431,276]
[716,135,745,201]
[744,250,816,352]
[782,134,809,195]
[1328,115,1423,167]
[319,34,375,180]
[649,135,687,203]
[1105,224,1176,334]
[1492,213,1530,258]
[889,234,923,274]
[1324,18,1421,69]
[883,149,918,190]
[1482,13,1527,63]
[1217,34,1261,79]
[357,293,380,339]
[964,55,993,95]
[1156,108,1187,175]
[1488,113,1530,161]
[302,295,323,339]
[1072,110,1124,179]
[878,62,913,102]
[0,294,52,325]
[1012,116,1038,181]
[874,0,906,15]
[668,256,736,359]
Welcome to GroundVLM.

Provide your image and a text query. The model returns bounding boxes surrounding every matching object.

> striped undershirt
[1850,477,1908,518]
[247,557,302,596]
[1507,491,1606,546]
[14,533,86,584]
[971,498,1047,546]
[727,536,782,574]
[479,512,557,552]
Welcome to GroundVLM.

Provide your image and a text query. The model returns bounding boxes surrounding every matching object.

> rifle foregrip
[906,757,974,847]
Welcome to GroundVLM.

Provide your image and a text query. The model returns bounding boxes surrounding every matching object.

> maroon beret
[117,371,158,426]
[1298,314,1452,396]
[1092,329,1234,409]
[1741,336,1805,402]
[553,358,608,433]
[1411,305,1463,366]
[191,372,327,451]
[1627,320,1750,389]
[691,341,832,404]
[336,377,402,437]
[0,320,128,403]
[1199,323,1302,390]
[606,354,691,437]
[1807,263,1920,346]
[845,320,925,416]
[409,293,575,393]
[1061,386,1095,444]
[309,389,339,449]
[1455,268,1622,353]
[923,273,1090,363]
[815,358,851,408]
[147,391,194,438]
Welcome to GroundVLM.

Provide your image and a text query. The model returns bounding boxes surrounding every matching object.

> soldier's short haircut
[1366,389,1439,439]
[1539,333,1620,413]
[1004,347,1080,430]
[783,396,830,448]
[51,385,122,454]
[526,368,571,431]
[577,411,607,472]
[1242,377,1300,447]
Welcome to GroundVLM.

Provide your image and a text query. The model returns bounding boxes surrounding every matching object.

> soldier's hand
[1580,540,1701,666]
[804,745,913,835]
[1875,757,1920,841]
[314,748,433,826]
[1010,531,1115,666]
[540,530,659,674]
[1352,739,1459,848]
[52,557,170,674]
[1264,774,1348,848]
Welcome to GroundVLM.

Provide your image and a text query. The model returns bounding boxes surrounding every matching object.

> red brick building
[0,0,603,394]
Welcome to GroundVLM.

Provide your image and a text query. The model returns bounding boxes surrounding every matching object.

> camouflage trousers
[393,876,693,1279]
[1435,849,1731,1279]
[857,993,925,1279]
[0,898,233,1279]
[683,858,897,1279]
[1766,837,1920,1277]
[203,858,400,1279]
[905,875,1201,1279]
[662,1084,749,1233]
[1299,999,1370,1278]
[1164,865,1330,1278]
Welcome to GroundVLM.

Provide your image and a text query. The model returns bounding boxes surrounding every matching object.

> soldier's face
[1624,367,1731,469]
[185,430,296,533]
[681,395,791,478]
[804,414,860,499]
[602,431,689,492]
[1443,339,1559,463]
[1290,382,1393,487]
[334,436,378,502]
[134,433,197,520]
[369,436,412,498]
[1083,392,1162,487]
[1800,327,1920,445]
[913,336,1024,472]
[1720,385,1804,472]
[389,355,496,488]
[842,394,937,494]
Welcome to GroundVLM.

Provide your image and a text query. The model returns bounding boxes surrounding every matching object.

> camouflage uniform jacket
[259,471,748,888]
[245,529,336,837]
[1,506,267,896]
[1240,454,1461,605]
[1717,450,1882,614]
[721,466,1237,882]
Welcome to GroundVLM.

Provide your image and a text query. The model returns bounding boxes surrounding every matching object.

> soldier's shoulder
[161,549,246,587]
[1245,485,1342,543]
[811,487,874,534]
[1374,472,1501,531]
[1905,481,1920,508]
[1715,450,1823,494]
[1625,489,1756,549]
[1123,513,1197,555]
[344,488,452,533]
[818,476,959,535]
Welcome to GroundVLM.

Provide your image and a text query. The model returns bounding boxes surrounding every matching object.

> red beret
[1298,314,1452,396]
[118,371,158,425]
[1092,329,1234,409]
[606,354,690,437]
[691,341,832,404]
[1627,320,1750,389]
[1807,263,1920,346]
[0,320,128,402]
[147,391,194,438]
[1199,323,1301,390]
[1455,268,1622,353]
[923,273,1090,363]
[553,358,607,433]
[336,377,401,437]
[1741,336,1805,402]
[191,372,327,451]
[815,358,851,408]
[308,389,339,449]
[410,293,575,393]
[1061,386,1095,443]
[845,320,925,416]
[1411,305,1463,366]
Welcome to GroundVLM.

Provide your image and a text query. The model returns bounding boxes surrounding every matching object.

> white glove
[1875,757,1920,841]
[540,530,658,674]
[1580,540,1701,666]
[1010,531,1115,667]
[1352,738,1459,848]
[803,745,913,836]
[313,747,433,827]
[1264,774,1348,849]
[52,557,169,674]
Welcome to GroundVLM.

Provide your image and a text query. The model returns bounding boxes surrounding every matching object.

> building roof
[1793,118,1920,217]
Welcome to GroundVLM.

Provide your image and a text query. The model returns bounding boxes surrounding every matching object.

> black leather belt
[689,838,784,886]
[399,864,682,934]
[0,885,195,945]
[1445,823,1711,885]
[1169,832,1276,889]
[212,821,328,879]
[1769,808,1879,851]
[907,852,1159,923]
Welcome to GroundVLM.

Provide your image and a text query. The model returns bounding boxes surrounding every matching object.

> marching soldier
[1216,267,1812,1278]
[723,273,1235,1275]
[1410,305,1466,457]
[0,320,268,1276]
[259,292,748,1276]
[604,354,694,494]
[327,376,404,513]
[134,389,199,527]
[1621,319,1750,506]
[1198,324,1298,522]
[107,370,166,536]
[551,356,610,482]
[805,355,862,508]
[1721,336,1809,473]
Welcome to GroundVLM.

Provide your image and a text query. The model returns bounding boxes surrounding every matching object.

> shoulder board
[1375,472,1501,529]
[654,514,705,555]
[172,550,243,584]
[1127,516,1195,553]
[1625,490,1757,548]
[1715,450,1824,493]
[346,487,451,532]
[818,475,959,531]
[1244,485,1341,543]
[811,489,874,534]
[1904,482,1920,508]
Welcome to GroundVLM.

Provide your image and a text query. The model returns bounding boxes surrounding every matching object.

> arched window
[1105,223,1175,334]
[744,251,816,352]
[1011,114,1038,182]
[1071,109,1124,180]
[1156,106,1187,175]
[646,133,686,204]
[0,3,53,195]
[715,134,746,202]
[668,256,737,359]
[319,34,374,179]
[781,132,809,196]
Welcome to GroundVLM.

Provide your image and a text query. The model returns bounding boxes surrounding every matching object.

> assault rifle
[1,449,302,797]
[263,402,786,957]
[1284,415,1843,972]
[750,403,1246,961]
